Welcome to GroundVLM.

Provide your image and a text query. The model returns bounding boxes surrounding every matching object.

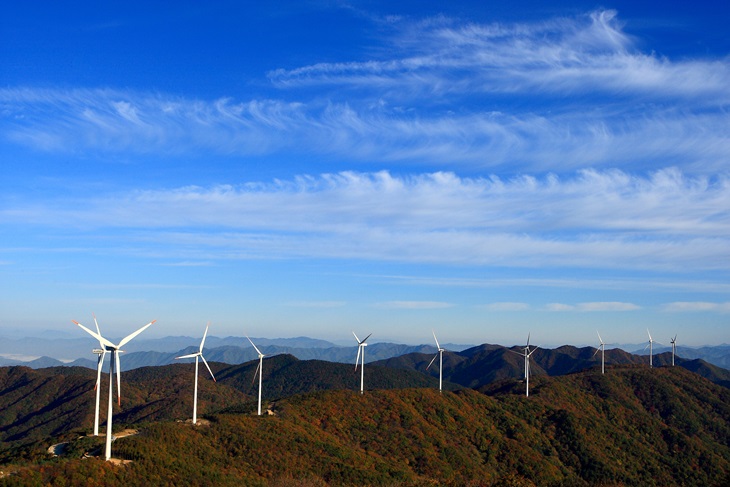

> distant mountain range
[2,334,729,374]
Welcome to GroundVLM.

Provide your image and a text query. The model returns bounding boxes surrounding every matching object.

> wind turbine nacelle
[92,349,104,354]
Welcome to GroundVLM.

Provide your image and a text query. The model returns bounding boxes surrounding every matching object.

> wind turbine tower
[645,329,655,368]
[593,331,606,374]
[427,330,445,392]
[508,333,539,397]
[176,322,216,424]
[247,336,265,415]
[90,314,107,437]
[74,317,155,461]
[670,334,677,366]
[353,331,371,394]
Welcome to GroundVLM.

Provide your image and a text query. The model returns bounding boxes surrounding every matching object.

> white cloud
[576,302,640,312]
[161,261,214,267]
[270,10,730,102]
[545,302,640,311]
[2,10,729,172]
[375,301,453,310]
[3,169,729,271]
[662,302,730,312]
[546,303,575,311]
[3,87,729,172]
[284,301,347,308]
[482,302,530,311]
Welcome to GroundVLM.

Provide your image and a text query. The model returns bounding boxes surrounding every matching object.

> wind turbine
[644,329,654,368]
[353,331,371,394]
[74,317,155,461]
[508,333,539,397]
[426,330,445,392]
[670,334,678,366]
[592,331,606,374]
[175,322,216,425]
[90,314,107,437]
[246,336,265,416]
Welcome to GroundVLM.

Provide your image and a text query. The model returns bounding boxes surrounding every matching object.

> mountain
[375,343,730,389]
[0,355,445,454]
[1,365,728,486]
[0,339,442,371]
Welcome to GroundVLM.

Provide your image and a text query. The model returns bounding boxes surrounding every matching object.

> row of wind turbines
[73,317,270,461]
[74,316,679,461]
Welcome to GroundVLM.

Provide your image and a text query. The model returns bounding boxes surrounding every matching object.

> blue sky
[1,1,728,347]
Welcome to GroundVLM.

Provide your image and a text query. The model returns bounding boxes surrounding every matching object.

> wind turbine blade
[200,322,210,352]
[528,345,540,356]
[93,314,105,348]
[115,352,122,406]
[200,355,216,382]
[432,330,440,350]
[355,346,361,370]
[644,343,650,351]
[527,332,531,347]
[647,328,652,342]
[118,320,156,348]
[176,353,199,360]
[596,331,603,344]
[352,331,360,343]
[592,347,600,358]
[251,360,261,385]
[506,348,524,357]
[74,321,115,349]
[426,353,438,370]
[361,333,372,344]
[673,334,677,343]
[246,335,263,356]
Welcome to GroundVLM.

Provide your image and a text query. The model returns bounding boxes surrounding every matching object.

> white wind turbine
[426,330,445,392]
[247,336,265,416]
[175,322,216,425]
[74,317,155,461]
[353,331,372,394]
[645,329,654,368]
[670,334,678,366]
[508,333,539,397]
[89,314,107,437]
[593,331,606,375]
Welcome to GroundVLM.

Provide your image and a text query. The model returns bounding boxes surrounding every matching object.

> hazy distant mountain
[3,335,730,380]
[0,340,444,371]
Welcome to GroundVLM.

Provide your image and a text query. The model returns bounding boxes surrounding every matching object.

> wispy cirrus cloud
[2,11,729,172]
[270,10,730,102]
[3,169,729,271]
[2,88,728,173]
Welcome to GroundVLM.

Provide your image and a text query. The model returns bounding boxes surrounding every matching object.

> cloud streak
[270,10,730,102]
[546,302,640,312]
[3,169,729,271]
[2,11,729,172]
[662,302,730,313]
[376,301,453,310]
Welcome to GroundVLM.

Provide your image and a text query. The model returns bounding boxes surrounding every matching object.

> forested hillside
[1,364,728,486]
[376,345,730,388]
